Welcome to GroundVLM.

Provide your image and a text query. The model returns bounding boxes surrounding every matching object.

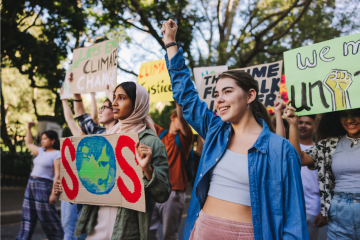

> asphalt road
[1,201,190,240]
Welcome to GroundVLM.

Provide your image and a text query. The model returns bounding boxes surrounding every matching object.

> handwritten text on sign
[199,61,283,111]
[59,133,145,212]
[284,33,360,116]
[70,37,119,94]
[138,59,173,102]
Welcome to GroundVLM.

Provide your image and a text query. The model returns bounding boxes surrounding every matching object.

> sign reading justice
[284,33,360,116]
[70,36,119,94]
[60,133,145,212]
[138,59,173,102]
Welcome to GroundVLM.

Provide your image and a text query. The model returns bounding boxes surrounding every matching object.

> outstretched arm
[176,102,192,138]
[25,122,39,155]
[62,98,83,136]
[90,92,99,125]
[162,19,220,139]
[274,95,286,138]
[283,101,314,166]
[68,73,86,117]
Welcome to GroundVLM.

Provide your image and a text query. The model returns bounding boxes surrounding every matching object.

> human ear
[247,88,257,105]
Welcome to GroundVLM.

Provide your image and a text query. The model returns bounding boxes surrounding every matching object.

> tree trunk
[0,81,16,154]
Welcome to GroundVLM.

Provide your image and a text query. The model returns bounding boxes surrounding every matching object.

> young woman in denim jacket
[161,19,308,240]
[285,105,360,239]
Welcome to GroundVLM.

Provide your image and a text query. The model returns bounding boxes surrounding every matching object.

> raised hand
[274,95,285,114]
[28,121,36,128]
[283,101,298,126]
[161,19,178,45]
[135,142,153,180]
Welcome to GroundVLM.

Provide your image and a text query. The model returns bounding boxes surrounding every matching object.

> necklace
[346,134,360,148]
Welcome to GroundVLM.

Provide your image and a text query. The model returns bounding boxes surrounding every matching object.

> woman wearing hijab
[55,82,171,240]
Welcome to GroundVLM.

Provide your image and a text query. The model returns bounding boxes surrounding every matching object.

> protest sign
[138,59,173,102]
[61,65,73,100]
[193,66,228,90]
[70,36,119,94]
[59,132,145,212]
[199,61,283,111]
[284,33,360,116]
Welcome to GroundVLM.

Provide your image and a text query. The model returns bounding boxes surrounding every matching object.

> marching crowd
[16,20,360,240]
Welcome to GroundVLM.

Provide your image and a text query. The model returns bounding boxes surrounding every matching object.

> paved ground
[1,185,193,240]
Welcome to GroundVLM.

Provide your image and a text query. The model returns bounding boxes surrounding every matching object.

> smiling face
[112,86,135,120]
[214,77,252,123]
[339,109,360,138]
[98,100,115,124]
[298,116,315,140]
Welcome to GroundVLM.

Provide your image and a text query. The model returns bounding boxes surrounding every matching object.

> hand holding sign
[161,19,177,45]
[135,142,153,180]
[283,101,298,126]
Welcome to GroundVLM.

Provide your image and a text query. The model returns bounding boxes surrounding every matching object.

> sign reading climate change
[199,61,283,111]
[60,133,145,212]
[284,33,360,116]
[138,59,173,102]
[70,37,119,94]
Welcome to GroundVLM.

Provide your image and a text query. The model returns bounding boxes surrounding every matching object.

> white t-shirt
[300,143,321,216]
[30,147,60,181]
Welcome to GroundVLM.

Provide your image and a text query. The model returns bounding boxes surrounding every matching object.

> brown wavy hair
[217,70,275,133]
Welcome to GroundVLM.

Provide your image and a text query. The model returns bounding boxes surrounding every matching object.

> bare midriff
[202,195,252,222]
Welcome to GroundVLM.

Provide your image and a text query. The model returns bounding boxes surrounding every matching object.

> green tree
[1,0,90,152]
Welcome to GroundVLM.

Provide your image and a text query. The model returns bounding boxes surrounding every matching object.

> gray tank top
[332,135,360,193]
[208,149,250,206]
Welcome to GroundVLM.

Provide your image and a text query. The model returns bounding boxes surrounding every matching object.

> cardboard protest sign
[268,75,289,114]
[70,36,119,94]
[59,133,145,212]
[61,65,73,100]
[284,33,360,116]
[138,59,173,102]
[193,66,228,90]
[199,61,283,111]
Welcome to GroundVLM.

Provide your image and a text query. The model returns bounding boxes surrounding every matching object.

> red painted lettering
[115,135,142,203]
[61,138,79,200]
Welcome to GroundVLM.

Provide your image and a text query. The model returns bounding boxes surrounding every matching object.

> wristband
[165,42,177,49]
[73,99,82,102]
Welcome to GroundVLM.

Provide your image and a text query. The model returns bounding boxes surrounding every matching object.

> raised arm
[176,102,192,138]
[25,122,39,155]
[274,95,286,138]
[68,73,86,117]
[283,102,314,166]
[62,98,83,136]
[162,19,221,139]
[90,92,99,125]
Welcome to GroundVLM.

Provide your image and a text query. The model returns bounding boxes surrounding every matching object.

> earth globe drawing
[76,136,116,195]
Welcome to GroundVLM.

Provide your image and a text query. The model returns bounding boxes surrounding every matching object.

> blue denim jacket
[165,48,309,240]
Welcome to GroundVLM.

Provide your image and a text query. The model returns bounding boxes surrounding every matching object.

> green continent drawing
[76,136,116,195]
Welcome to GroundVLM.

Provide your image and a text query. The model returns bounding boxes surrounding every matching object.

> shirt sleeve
[165,47,222,140]
[304,143,320,170]
[283,142,309,239]
[75,113,106,135]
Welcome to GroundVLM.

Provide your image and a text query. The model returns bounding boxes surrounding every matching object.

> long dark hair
[113,82,137,107]
[217,70,275,133]
[42,130,60,150]
[316,112,346,142]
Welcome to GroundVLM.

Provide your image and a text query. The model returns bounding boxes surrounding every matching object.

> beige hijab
[106,82,156,134]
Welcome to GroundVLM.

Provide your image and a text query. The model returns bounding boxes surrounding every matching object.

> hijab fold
[107,82,156,134]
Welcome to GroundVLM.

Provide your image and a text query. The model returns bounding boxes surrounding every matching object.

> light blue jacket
[165,47,309,240]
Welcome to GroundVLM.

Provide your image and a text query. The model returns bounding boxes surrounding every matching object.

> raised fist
[323,69,352,111]
[161,19,178,45]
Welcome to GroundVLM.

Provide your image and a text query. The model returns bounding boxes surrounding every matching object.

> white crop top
[208,149,250,206]
[30,148,61,181]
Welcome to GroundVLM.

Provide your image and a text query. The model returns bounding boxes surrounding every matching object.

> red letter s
[61,138,79,200]
[115,135,142,203]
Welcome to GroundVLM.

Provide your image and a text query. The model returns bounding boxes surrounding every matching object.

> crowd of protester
[16,19,360,240]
